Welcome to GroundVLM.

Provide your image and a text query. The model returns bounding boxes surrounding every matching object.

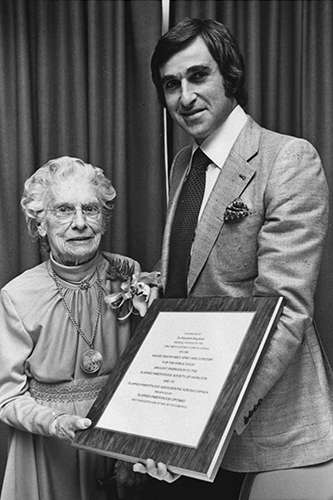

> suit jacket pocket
[213,211,264,282]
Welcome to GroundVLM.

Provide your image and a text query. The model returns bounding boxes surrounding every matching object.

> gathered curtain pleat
[0,0,164,288]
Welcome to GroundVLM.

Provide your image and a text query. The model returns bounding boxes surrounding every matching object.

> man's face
[160,36,235,144]
[40,176,104,265]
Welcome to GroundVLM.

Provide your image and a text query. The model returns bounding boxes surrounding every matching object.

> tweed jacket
[160,117,333,472]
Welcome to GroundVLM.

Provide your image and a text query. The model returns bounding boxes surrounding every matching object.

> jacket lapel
[188,117,261,293]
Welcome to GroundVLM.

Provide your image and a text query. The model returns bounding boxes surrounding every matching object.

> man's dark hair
[151,17,247,107]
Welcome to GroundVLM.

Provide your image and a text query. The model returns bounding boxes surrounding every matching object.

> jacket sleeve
[235,138,329,433]
[0,290,63,435]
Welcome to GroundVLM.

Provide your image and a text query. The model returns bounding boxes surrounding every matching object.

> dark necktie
[164,148,210,298]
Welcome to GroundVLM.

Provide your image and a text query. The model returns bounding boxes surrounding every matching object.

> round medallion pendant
[80,349,103,374]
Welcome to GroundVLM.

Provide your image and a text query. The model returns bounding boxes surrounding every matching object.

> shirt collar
[193,105,248,169]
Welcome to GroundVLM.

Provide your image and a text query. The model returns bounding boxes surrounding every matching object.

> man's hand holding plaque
[133,458,180,483]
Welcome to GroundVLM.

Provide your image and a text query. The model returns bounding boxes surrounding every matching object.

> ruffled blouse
[0,251,136,436]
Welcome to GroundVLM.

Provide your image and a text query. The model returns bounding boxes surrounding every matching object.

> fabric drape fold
[0,0,164,288]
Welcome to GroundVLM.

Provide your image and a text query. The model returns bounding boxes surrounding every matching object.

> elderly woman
[0,156,160,500]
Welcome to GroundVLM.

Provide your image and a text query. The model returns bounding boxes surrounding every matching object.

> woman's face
[40,176,104,265]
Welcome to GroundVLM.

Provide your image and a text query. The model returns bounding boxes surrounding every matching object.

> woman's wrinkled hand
[133,458,180,483]
[49,414,91,440]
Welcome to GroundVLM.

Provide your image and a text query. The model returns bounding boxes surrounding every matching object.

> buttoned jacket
[160,117,333,471]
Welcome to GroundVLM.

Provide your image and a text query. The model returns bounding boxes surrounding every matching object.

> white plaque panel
[96,311,255,447]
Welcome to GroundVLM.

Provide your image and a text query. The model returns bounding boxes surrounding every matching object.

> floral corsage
[224,198,251,223]
[104,258,161,321]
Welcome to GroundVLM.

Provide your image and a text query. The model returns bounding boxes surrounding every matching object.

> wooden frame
[73,296,283,481]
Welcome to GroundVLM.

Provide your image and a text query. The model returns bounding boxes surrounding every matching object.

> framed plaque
[73,296,283,481]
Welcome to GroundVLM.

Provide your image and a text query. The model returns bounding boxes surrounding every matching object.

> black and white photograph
[0,1,333,499]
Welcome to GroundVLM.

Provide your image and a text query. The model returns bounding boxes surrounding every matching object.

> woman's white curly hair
[21,156,116,237]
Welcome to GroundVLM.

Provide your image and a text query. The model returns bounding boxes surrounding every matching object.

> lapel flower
[104,269,161,321]
[224,198,251,223]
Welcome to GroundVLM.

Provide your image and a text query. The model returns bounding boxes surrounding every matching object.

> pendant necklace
[48,261,104,375]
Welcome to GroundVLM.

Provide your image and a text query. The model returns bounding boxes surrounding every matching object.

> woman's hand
[49,414,91,440]
[133,458,180,483]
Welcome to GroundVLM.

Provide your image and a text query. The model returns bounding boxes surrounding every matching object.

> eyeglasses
[48,204,102,222]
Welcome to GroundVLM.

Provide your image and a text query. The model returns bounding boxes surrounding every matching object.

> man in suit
[135,17,333,499]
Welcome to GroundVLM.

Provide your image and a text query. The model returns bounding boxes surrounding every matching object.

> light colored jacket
[160,117,333,472]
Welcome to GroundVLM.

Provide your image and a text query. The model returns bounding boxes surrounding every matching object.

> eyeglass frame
[46,203,103,222]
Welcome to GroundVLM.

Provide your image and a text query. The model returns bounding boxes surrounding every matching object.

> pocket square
[224,198,250,223]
